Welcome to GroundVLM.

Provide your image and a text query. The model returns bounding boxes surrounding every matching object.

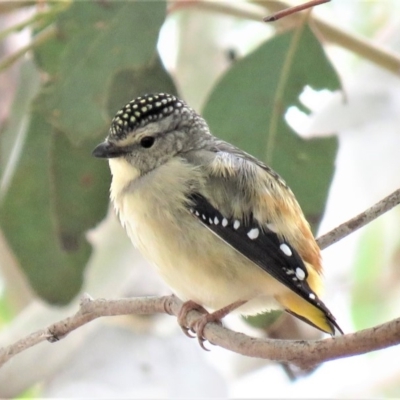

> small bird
[93,93,342,348]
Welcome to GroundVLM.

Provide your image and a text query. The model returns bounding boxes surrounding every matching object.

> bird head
[92,93,211,175]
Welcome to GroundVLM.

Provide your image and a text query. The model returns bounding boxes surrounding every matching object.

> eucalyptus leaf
[203,25,340,231]
[106,55,178,118]
[35,1,166,142]
[50,131,110,254]
[0,114,86,303]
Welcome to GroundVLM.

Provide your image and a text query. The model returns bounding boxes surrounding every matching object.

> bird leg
[189,300,247,350]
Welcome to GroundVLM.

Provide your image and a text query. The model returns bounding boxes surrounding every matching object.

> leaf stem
[265,13,308,164]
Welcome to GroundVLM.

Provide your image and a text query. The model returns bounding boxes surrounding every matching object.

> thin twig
[1,293,400,371]
[263,0,330,22]
[266,10,308,164]
[252,0,400,76]
[0,294,170,368]
[168,0,400,77]
[167,0,266,21]
[317,188,400,250]
[0,26,56,73]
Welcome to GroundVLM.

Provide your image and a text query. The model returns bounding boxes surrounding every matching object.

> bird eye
[140,136,155,148]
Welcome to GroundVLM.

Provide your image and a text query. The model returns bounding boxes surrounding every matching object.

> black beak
[92,141,126,159]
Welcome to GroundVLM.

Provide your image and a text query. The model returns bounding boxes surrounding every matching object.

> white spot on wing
[214,217,219,225]
[280,243,292,256]
[222,218,228,227]
[247,228,260,240]
[309,293,316,300]
[233,220,240,230]
[295,267,306,280]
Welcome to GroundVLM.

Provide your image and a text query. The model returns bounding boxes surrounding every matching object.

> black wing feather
[188,193,335,319]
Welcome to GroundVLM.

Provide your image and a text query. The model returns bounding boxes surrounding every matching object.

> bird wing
[183,146,341,333]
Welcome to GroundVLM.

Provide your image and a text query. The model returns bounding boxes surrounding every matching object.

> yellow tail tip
[277,293,343,336]
[286,308,343,336]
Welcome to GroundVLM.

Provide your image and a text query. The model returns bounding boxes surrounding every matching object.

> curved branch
[317,188,400,249]
[0,294,171,368]
[1,294,400,371]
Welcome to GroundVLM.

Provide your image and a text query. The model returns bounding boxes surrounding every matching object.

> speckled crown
[109,93,185,139]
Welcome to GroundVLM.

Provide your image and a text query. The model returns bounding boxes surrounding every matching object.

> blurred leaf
[0,113,109,304]
[351,220,389,330]
[35,1,166,143]
[107,55,178,116]
[244,310,282,329]
[51,131,110,254]
[0,59,40,200]
[16,383,42,399]
[28,1,72,75]
[0,293,14,326]
[33,28,64,75]
[203,25,339,232]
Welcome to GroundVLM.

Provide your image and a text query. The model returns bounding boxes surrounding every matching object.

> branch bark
[317,188,400,249]
[1,294,400,371]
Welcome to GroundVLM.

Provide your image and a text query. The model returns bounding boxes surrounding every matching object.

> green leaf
[51,131,110,253]
[31,3,71,74]
[106,55,178,116]
[203,25,339,231]
[35,1,166,142]
[0,294,14,326]
[0,113,109,304]
[244,310,283,329]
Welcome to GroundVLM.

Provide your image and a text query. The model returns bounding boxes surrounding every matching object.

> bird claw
[178,299,245,350]
[188,315,222,351]
[177,300,211,347]
[180,325,196,339]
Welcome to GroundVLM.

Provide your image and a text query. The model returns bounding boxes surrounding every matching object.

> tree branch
[1,293,400,371]
[317,188,400,249]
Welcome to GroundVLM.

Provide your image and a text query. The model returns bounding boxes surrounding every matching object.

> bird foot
[188,312,223,351]
[178,299,247,351]
[177,300,209,339]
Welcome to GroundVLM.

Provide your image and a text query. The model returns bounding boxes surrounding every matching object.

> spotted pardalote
[93,93,342,347]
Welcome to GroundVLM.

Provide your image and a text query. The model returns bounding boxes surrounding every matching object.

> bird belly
[119,192,286,315]
[110,157,289,316]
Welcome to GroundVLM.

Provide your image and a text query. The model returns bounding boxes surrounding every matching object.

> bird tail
[277,292,343,336]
